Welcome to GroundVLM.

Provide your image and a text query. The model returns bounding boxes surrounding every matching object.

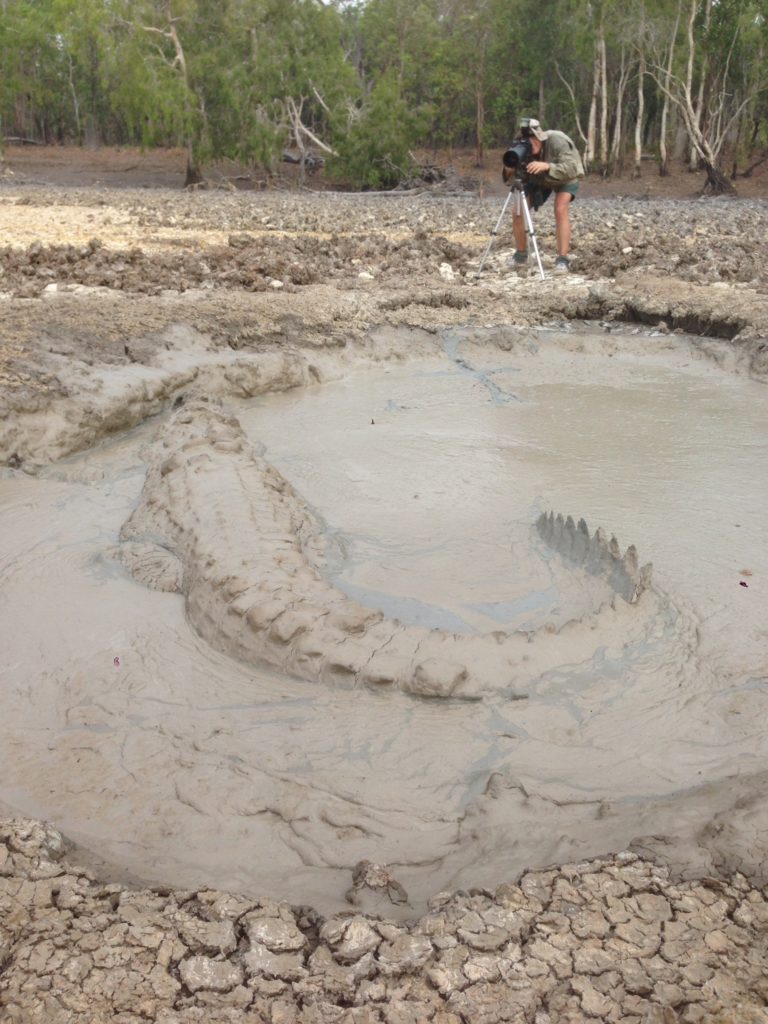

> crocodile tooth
[623,544,638,574]
[536,512,551,542]
[572,518,589,561]
[554,513,565,544]
[563,515,576,557]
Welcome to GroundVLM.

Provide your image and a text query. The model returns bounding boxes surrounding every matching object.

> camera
[502,137,533,175]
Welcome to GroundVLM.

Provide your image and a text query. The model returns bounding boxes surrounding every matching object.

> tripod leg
[476,191,514,277]
[522,199,546,280]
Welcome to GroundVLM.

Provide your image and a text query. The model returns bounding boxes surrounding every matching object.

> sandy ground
[1,148,767,1022]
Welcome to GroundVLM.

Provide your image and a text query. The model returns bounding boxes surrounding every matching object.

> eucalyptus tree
[0,0,71,143]
[649,0,768,191]
[103,0,355,184]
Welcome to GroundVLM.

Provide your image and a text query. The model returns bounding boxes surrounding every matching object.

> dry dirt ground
[0,147,767,1023]
[1,146,767,446]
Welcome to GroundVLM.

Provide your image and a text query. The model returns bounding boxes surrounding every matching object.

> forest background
[1,0,766,194]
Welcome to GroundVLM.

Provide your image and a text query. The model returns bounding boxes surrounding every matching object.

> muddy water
[243,330,767,652]
[1,328,767,915]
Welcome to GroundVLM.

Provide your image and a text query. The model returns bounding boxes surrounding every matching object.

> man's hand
[527,160,549,175]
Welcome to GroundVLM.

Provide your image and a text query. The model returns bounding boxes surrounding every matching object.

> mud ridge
[119,400,655,700]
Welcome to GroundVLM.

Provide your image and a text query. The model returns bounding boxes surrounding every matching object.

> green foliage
[329,71,422,187]
[1,0,767,184]
[0,0,70,140]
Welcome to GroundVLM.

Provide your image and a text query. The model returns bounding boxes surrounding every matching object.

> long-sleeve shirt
[532,131,585,187]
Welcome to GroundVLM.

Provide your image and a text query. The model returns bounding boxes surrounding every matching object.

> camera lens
[503,141,530,168]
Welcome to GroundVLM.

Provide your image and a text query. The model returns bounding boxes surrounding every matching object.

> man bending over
[505,117,585,275]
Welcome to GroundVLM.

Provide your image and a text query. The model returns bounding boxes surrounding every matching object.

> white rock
[335,918,381,962]
[179,955,243,993]
[439,262,455,281]
[243,943,306,981]
[246,915,304,952]
[377,934,433,974]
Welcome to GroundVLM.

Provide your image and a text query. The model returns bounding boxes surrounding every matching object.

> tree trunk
[609,47,629,174]
[689,76,705,171]
[184,151,203,187]
[475,86,485,165]
[658,8,680,177]
[587,41,600,169]
[599,21,609,171]
[688,0,712,171]
[474,42,487,167]
[634,50,646,177]
[702,161,736,194]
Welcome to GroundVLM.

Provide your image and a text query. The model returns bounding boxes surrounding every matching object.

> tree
[330,69,422,187]
[650,0,768,192]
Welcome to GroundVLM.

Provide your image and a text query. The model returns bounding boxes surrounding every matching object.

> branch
[555,63,588,146]
[286,96,338,157]
[711,89,768,158]
[310,83,331,115]
[648,62,711,162]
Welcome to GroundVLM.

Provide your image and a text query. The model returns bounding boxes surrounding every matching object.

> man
[507,117,585,275]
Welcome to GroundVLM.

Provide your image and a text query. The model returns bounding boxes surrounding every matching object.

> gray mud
[1,185,767,1023]
[1,327,767,933]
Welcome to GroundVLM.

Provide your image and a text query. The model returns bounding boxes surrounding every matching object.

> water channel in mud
[1,326,766,916]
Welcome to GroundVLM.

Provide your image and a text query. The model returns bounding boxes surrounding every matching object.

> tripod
[476,179,545,280]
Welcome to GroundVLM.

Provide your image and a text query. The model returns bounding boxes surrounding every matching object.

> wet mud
[1,180,767,1023]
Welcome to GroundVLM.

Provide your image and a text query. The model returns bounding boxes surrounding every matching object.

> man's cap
[520,117,548,141]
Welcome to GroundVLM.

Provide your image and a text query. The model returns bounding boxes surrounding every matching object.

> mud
[2,817,768,1024]
[1,176,767,1022]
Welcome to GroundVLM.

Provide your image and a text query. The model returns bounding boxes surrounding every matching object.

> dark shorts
[529,180,579,211]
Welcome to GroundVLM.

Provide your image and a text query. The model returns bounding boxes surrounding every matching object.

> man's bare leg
[554,191,573,257]
[512,206,528,254]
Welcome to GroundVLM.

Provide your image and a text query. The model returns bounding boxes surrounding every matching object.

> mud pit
[2,322,767,915]
[1,177,768,1022]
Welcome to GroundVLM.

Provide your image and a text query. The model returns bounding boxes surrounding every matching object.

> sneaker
[553,256,570,274]
[511,250,529,276]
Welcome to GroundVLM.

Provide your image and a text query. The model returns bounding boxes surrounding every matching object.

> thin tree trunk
[599,21,609,171]
[684,0,697,170]
[556,63,589,163]
[634,48,646,177]
[475,87,485,165]
[475,42,486,166]
[689,76,705,169]
[659,2,681,176]
[587,41,600,169]
[609,47,630,174]
[67,53,81,142]
[139,4,203,187]
[183,149,202,188]
[730,122,741,179]
[688,0,712,170]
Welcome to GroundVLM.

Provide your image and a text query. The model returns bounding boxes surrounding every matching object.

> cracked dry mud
[2,818,768,1024]
[1,178,767,1023]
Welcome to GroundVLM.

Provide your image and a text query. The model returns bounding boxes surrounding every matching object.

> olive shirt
[531,130,585,188]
